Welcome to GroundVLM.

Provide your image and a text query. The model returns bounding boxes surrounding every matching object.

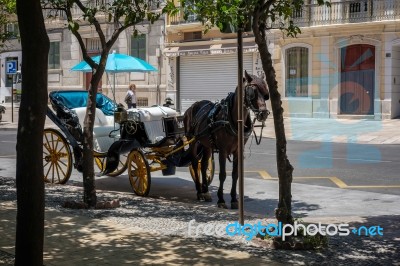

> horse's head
[243,70,270,122]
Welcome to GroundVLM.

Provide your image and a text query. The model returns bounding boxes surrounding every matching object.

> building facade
[165,0,400,119]
[0,6,167,107]
[1,1,400,120]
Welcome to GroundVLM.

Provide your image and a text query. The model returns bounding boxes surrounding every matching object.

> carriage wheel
[94,153,128,177]
[128,149,151,196]
[94,155,106,172]
[108,153,128,177]
[189,157,215,186]
[43,128,72,184]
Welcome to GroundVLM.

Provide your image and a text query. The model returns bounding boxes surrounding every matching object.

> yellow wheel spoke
[44,134,51,152]
[128,150,150,196]
[55,160,67,179]
[43,161,51,168]
[51,162,55,183]
[50,133,55,151]
[56,142,65,154]
[58,159,68,168]
[45,163,52,179]
[43,129,72,184]
[55,162,62,183]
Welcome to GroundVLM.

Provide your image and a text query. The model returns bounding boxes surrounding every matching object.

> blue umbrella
[71,51,157,103]
[71,51,157,73]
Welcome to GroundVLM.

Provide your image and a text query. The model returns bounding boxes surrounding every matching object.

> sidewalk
[1,181,400,265]
[1,168,400,265]
[1,102,400,144]
[254,116,400,145]
[0,200,275,266]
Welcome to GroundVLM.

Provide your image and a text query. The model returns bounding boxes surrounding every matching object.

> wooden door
[340,44,375,115]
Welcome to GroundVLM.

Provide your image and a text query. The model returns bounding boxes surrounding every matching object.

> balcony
[167,9,199,26]
[289,0,400,28]
[167,0,400,29]
[44,0,161,21]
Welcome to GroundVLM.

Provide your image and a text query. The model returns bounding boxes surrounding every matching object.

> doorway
[340,44,375,115]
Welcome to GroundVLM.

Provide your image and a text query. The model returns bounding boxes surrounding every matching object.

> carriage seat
[127,106,177,144]
[72,107,119,152]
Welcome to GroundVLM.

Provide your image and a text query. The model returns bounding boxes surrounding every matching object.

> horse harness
[189,92,254,152]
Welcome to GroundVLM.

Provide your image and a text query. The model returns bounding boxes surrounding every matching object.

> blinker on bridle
[244,83,270,122]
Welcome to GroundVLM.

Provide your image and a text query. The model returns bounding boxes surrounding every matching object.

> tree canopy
[0,0,18,46]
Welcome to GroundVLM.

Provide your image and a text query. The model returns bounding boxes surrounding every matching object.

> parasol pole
[113,72,116,103]
[113,72,116,130]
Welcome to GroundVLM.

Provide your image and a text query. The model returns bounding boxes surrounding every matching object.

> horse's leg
[217,151,228,209]
[230,152,239,209]
[193,159,204,200]
[191,143,203,201]
[200,148,212,202]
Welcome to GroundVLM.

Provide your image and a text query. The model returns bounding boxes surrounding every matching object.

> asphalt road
[242,137,400,195]
[1,130,399,196]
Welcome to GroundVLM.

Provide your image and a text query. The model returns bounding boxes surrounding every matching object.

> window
[148,0,161,10]
[187,12,198,22]
[131,34,146,60]
[48,42,60,69]
[349,1,369,13]
[5,23,19,38]
[183,31,202,41]
[183,0,198,22]
[285,47,309,97]
[292,6,303,18]
[87,38,101,52]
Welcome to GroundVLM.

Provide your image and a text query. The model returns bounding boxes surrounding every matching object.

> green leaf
[67,21,79,32]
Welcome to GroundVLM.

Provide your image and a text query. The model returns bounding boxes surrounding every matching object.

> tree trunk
[82,73,101,207]
[81,63,107,207]
[253,24,294,225]
[68,16,116,207]
[15,0,49,265]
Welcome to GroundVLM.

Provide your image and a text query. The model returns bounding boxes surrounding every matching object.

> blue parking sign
[6,61,17,74]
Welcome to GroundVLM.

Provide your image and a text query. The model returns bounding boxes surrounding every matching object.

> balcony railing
[168,9,199,25]
[168,0,400,28]
[44,0,162,21]
[290,0,400,27]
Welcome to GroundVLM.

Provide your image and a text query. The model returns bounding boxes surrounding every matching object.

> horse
[183,70,270,209]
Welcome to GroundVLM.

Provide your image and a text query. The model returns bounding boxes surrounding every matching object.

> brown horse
[184,71,270,209]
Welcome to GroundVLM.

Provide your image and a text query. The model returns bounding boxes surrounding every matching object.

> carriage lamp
[114,107,127,123]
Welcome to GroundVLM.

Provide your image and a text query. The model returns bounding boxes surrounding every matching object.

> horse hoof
[197,193,204,201]
[203,192,212,202]
[217,202,228,209]
[231,202,239,209]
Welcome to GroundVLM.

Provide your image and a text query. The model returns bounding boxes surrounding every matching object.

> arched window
[285,47,309,97]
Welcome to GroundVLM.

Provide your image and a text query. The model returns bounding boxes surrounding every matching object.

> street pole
[11,75,14,123]
[237,27,244,226]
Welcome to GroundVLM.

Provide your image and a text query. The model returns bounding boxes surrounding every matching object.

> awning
[163,43,258,57]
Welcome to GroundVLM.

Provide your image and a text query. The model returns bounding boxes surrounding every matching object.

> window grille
[137,97,148,107]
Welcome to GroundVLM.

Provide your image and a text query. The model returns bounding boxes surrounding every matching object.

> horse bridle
[244,83,270,122]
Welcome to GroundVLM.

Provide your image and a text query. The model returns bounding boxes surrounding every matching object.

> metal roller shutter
[180,53,253,112]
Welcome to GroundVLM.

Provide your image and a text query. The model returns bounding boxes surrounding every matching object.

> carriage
[43,91,214,196]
